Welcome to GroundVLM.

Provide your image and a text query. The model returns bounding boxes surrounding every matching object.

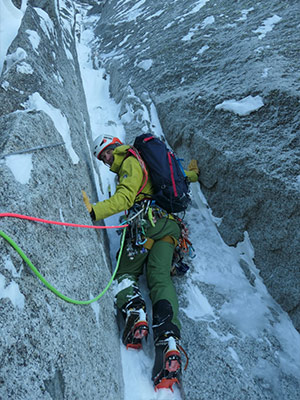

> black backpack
[131,134,191,213]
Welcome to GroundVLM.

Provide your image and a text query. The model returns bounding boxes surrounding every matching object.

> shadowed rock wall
[0,1,123,399]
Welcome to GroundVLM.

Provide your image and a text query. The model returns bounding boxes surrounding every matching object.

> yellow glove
[188,159,199,175]
[82,190,92,213]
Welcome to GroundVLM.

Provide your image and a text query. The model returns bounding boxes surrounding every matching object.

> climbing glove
[82,190,92,213]
[188,159,199,175]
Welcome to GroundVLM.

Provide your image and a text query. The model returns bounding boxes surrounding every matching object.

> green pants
[115,217,181,335]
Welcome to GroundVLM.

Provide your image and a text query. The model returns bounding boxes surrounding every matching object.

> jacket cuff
[90,208,96,221]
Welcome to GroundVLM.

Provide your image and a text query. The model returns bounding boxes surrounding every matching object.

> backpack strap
[126,147,149,195]
[168,152,178,197]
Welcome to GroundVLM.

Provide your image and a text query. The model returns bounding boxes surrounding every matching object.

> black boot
[152,334,182,392]
[122,307,149,350]
[117,287,149,349]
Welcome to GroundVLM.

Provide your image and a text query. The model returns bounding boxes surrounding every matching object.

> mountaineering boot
[122,308,149,350]
[152,335,182,392]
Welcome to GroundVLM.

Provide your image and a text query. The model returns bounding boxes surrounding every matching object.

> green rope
[0,228,126,305]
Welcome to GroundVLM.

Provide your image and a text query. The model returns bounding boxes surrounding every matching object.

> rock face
[92,0,300,330]
[1,1,300,400]
[0,1,123,399]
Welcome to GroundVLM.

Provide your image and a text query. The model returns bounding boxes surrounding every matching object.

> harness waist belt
[143,235,177,250]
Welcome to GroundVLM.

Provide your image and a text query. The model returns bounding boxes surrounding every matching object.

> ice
[215,95,264,116]
[253,15,282,40]
[137,59,153,71]
[0,274,25,310]
[5,153,33,184]
[16,61,33,74]
[0,0,27,74]
[34,7,55,40]
[22,92,80,164]
[26,29,40,52]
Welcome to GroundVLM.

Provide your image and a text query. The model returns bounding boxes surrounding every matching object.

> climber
[82,134,199,391]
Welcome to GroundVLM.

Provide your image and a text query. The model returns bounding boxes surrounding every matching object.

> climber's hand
[188,159,199,175]
[82,190,92,213]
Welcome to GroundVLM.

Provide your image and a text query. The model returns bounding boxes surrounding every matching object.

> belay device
[132,134,191,213]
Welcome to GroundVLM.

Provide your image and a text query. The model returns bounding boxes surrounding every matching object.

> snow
[90,287,101,325]
[5,153,33,184]
[185,0,210,16]
[4,255,23,278]
[237,8,254,22]
[253,15,282,40]
[181,17,215,42]
[3,47,27,74]
[16,61,33,74]
[0,0,27,74]
[215,95,264,116]
[115,0,147,23]
[201,15,215,28]
[34,7,55,40]
[182,25,200,41]
[181,277,216,321]
[137,59,153,71]
[21,92,80,164]
[197,45,209,55]
[145,9,164,21]
[0,273,25,310]
[26,29,40,53]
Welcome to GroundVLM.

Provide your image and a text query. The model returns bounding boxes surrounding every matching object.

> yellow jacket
[92,145,198,221]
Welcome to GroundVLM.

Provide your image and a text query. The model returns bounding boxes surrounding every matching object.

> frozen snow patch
[5,153,33,184]
[0,0,27,74]
[4,47,27,73]
[4,255,23,278]
[145,9,164,21]
[34,7,55,40]
[90,293,100,325]
[26,29,40,52]
[237,8,254,22]
[0,274,25,310]
[116,0,146,23]
[182,279,216,321]
[215,95,264,116]
[253,15,282,40]
[201,16,215,28]
[185,0,210,17]
[22,92,79,164]
[197,45,209,55]
[221,291,270,337]
[16,61,33,74]
[136,59,153,71]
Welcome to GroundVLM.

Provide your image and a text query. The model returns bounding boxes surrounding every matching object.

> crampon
[122,309,149,350]
[153,336,182,392]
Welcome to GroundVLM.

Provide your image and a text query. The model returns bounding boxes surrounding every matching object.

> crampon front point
[153,342,182,392]
[126,319,149,349]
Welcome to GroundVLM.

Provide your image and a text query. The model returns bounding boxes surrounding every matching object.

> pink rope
[0,213,128,229]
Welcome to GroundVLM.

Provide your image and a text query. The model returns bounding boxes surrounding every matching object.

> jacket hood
[110,145,131,173]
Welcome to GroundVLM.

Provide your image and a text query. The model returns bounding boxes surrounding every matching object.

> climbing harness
[0,213,128,304]
[118,200,151,260]
[117,201,195,273]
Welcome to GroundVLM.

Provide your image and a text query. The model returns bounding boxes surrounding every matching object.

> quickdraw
[118,200,151,260]
[171,218,195,276]
[118,202,195,273]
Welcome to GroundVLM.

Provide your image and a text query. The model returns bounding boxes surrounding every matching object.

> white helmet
[93,135,122,159]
